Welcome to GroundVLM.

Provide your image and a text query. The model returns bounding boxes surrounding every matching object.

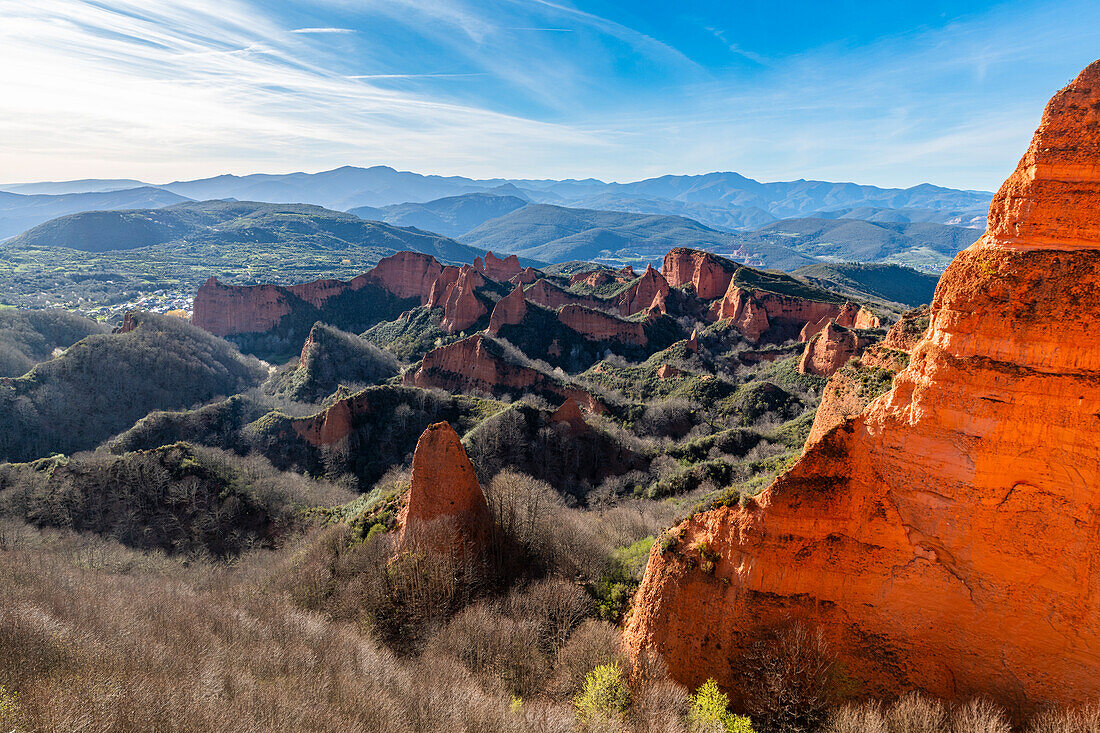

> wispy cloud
[290,27,356,34]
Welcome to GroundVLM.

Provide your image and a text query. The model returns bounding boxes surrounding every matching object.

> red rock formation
[524,279,602,310]
[474,251,522,281]
[427,265,488,334]
[662,248,739,300]
[686,328,699,354]
[800,302,880,341]
[550,397,589,432]
[711,283,845,343]
[797,321,875,377]
[396,422,489,549]
[656,364,685,379]
[804,314,919,447]
[291,394,355,445]
[487,285,527,335]
[511,267,540,285]
[883,305,931,352]
[616,264,671,316]
[112,312,139,334]
[192,271,380,337]
[571,270,616,288]
[558,304,647,346]
[647,289,668,317]
[625,60,1100,710]
[405,334,604,412]
[365,251,443,304]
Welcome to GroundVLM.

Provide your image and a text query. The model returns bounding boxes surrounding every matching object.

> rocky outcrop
[487,285,527,335]
[365,251,443,304]
[558,304,647,346]
[711,283,845,342]
[616,264,670,316]
[427,265,488,334]
[805,308,926,445]
[624,61,1100,710]
[662,248,739,300]
[396,422,489,549]
[192,266,412,339]
[656,364,685,379]
[404,333,604,412]
[797,321,875,377]
[112,311,139,334]
[524,279,602,310]
[550,397,589,432]
[474,251,522,281]
[511,267,540,285]
[800,301,880,341]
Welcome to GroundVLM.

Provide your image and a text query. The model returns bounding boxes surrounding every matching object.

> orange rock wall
[427,265,488,334]
[625,59,1100,711]
[662,248,738,300]
[365,251,443,303]
[558,304,647,345]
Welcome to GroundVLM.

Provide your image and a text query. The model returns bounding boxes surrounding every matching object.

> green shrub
[689,679,754,733]
[574,663,630,727]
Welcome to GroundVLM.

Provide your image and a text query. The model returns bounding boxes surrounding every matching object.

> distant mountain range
[1,164,992,238]
[7,200,485,264]
[0,187,189,240]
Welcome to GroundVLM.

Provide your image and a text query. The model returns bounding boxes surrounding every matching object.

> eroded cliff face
[558,304,648,346]
[404,333,604,412]
[797,321,876,377]
[625,59,1100,710]
[396,422,489,549]
[487,285,527,335]
[616,265,671,316]
[524,279,602,310]
[427,265,489,334]
[473,251,523,282]
[365,251,443,303]
[662,248,738,300]
[710,284,845,343]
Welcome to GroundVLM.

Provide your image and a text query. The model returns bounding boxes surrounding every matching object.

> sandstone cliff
[472,251,522,282]
[616,264,671,316]
[426,265,488,334]
[625,59,1100,710]
[797,321,876,377]
[524,279,602,310]
[365,251,443,303]
[404,333,604,412]
[396,421,490,549]
[558,304,648,346]
[487,285,527,335]
[711,283,847,343]
[662,248,738,300]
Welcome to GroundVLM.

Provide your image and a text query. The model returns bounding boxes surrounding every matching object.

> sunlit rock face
[624,60,1100,712]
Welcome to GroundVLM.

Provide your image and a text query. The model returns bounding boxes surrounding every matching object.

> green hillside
[793,262,940,308]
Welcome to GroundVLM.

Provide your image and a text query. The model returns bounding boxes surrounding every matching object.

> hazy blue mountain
[350,193,528,237]
[792,262,940,308]
[0,179,152,195]
[7,199,485,263]
[737,217,978,272]
[568,192,777,231]
[9,167,992,229]
[458,203,814,270]
[811,206,988,228]
[0,187,191,240]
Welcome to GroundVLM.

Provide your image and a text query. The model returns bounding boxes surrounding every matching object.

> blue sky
[0,0,1097,190]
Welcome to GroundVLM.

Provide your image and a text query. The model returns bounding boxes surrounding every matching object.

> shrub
[574,663,631,729]
[0,684,25,731]
[689,679,754,733]
[740,624,842,733]
[884,692,946,733]
[552,620,626,699]
[949,699,1010,733]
